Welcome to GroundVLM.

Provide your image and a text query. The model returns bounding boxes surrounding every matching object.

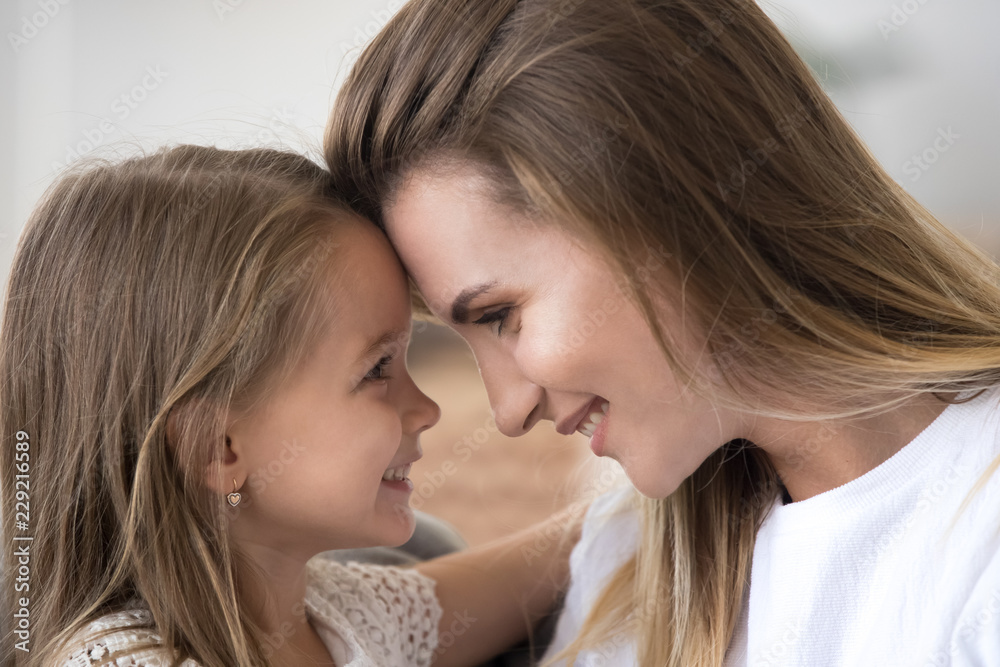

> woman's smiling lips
[577,398,610,438]
[556,396,610,436]
[564,397,612,456]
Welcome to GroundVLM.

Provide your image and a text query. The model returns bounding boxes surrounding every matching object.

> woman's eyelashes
[363,354,394,382]
[473,306,513,336]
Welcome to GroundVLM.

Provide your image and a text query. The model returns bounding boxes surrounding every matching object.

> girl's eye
[473,307,513,336]
[363,355,393,382]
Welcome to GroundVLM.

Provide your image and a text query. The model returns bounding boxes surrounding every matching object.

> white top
[542,386,1000,666]
[59,558,442,667]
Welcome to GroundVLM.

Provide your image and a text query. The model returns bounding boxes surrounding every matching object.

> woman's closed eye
[473,306,514,336]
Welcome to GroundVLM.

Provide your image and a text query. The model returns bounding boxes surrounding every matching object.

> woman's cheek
[517,321,595,389]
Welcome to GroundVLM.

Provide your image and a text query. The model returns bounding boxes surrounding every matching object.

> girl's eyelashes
[363,354,394,382]
[472,306,513,336]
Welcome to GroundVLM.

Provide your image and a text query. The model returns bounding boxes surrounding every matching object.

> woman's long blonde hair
[325,0,1000,663]
[0,145,353,666]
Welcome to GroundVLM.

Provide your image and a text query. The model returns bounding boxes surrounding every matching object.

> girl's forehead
[302,226,412,370]
[328,218,410,301]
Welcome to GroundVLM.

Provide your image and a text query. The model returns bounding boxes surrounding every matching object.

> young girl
[324,0,1000,664]
[0,145,580,666]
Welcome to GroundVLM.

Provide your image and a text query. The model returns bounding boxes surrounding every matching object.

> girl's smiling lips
[380,456,419,494]
[382,450,422,482]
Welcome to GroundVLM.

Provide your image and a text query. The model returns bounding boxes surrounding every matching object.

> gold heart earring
[227,478,242,507]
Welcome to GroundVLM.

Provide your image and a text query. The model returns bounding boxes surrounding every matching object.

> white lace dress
[59,557,443,667]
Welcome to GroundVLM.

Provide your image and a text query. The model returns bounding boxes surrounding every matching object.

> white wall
[761,0,1000,253]
[1,0,408,278]
[1,0,998,284]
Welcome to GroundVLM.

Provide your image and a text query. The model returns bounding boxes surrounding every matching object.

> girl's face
[383,170,741,499]
[226,218,441,557]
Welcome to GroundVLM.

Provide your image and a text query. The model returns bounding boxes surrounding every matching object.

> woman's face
[383,169,742,498]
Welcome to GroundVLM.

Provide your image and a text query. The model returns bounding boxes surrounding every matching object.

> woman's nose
[480,361,543,438]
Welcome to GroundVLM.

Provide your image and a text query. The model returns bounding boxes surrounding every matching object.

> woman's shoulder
[58,604,200,667]
[540,485,641,665]
[573,485,641,582]
[563,485,641,614]
[304,557,442,667]
[945,533,1000,662]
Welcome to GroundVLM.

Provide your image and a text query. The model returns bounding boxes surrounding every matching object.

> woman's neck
[748,392,956,502]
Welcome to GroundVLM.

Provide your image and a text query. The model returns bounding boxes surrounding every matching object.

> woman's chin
[622,463,685,500]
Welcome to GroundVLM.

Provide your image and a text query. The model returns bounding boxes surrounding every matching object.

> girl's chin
[379,502,417,545]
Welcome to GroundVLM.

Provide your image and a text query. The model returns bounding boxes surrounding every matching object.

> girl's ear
[203,433,244,497]
[165,398,249,496]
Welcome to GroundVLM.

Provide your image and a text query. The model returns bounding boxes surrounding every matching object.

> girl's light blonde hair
[0,145,355,666]
[324,0,1000,663]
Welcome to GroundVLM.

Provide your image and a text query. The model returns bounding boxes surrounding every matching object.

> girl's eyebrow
[450,281,498,324]
[358,330,405,362]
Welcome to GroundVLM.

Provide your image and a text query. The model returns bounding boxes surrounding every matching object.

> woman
[324,0,1000,664]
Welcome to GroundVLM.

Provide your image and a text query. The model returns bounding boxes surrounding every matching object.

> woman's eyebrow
[450,281,497,324]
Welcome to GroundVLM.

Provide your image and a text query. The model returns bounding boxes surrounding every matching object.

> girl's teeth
[382,464,411,482]
[590,412,604,424]
[601,401,609,412]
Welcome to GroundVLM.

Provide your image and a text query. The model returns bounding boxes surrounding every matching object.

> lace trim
[305,558,442,666]
[62,604,197,667]
[58,559,442,667]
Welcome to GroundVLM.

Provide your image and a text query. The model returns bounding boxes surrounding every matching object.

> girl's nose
[404,376,441,435]
[417,389,442,433]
